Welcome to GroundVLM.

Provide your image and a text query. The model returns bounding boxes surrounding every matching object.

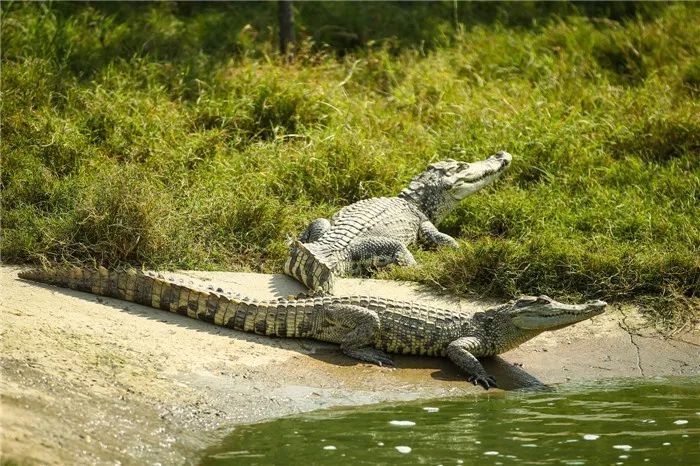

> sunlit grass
[2,2,698,323]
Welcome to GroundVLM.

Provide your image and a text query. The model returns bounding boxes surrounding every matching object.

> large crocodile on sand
[284,151,512,293]
[19,266,605,389]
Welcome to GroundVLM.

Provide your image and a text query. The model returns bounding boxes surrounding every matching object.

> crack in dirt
[618,308,645,377]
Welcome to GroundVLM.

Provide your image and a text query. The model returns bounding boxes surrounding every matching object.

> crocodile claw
[377,356,396,368]
[366,349,396,368]
[468,374,498,390]
[344,347,395,368]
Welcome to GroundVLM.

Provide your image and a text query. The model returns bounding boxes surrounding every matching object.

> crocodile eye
[515,296,538,307]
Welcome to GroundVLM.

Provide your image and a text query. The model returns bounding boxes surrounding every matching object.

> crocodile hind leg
[345,236,417,275]
[446,337,498,389]
[299,218,331,243]
[322,303,395,367]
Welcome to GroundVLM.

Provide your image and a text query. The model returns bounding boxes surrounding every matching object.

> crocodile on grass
[284,151,512,293]
[19,266,605,389]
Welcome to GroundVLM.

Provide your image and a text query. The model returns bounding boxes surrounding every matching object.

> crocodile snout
[585,300,607,313]
[493,150,512,168]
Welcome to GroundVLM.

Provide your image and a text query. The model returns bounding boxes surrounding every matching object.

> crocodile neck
[397,188,454,224]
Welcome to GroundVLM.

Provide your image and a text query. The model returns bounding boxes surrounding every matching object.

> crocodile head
[399,151,512,223]
[477,295,607,355]
[508,295,607,331]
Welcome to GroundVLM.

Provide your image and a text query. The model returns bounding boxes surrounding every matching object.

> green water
[201,377,699,465]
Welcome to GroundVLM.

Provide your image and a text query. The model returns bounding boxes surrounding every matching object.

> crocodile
[284,151,512,293]
[19,266,605,389]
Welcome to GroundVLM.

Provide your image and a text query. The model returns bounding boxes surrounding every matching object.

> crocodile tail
[18,266,318,338]
[18,266,232,322]
[19,266,118,297]
[19,266,174,308]
[283,241,335,293]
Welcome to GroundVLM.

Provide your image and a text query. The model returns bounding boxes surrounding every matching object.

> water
[200,377,700,465]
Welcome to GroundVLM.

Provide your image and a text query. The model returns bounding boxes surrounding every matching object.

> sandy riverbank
[1,266,698,464]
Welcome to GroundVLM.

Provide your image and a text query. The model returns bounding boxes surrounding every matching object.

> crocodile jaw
[399,150,513,224]
[509,295,607,331]
[450,151,512,200]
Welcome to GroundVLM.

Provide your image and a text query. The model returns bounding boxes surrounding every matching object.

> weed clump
[612,118,700,165]
[682,59,700,95]
[193,76,330,144]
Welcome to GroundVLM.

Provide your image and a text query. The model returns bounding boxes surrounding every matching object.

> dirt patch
[1,266,698,464]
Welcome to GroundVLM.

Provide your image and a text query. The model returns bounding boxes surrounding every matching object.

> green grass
[2,2,698,324]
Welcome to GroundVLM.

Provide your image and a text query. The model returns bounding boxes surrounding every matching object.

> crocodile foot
[467,374,498,390]
[344,347,396,368]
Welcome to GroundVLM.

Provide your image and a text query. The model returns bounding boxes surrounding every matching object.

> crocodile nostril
[495,151,513,163]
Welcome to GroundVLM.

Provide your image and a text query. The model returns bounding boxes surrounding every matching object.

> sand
[1,266,698,464]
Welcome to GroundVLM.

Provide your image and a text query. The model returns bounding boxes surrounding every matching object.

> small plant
[683,59,700,95]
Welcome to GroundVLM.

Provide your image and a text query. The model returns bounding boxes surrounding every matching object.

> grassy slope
[2,2,698,323]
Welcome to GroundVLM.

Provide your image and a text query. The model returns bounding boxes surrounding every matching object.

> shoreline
[1,266,698,464]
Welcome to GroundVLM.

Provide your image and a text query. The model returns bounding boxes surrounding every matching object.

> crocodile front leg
[322,303,395,367]
[446,337,498,389]
[299,218,331,243]
[345,236,417,274]
[418,221,459,248]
